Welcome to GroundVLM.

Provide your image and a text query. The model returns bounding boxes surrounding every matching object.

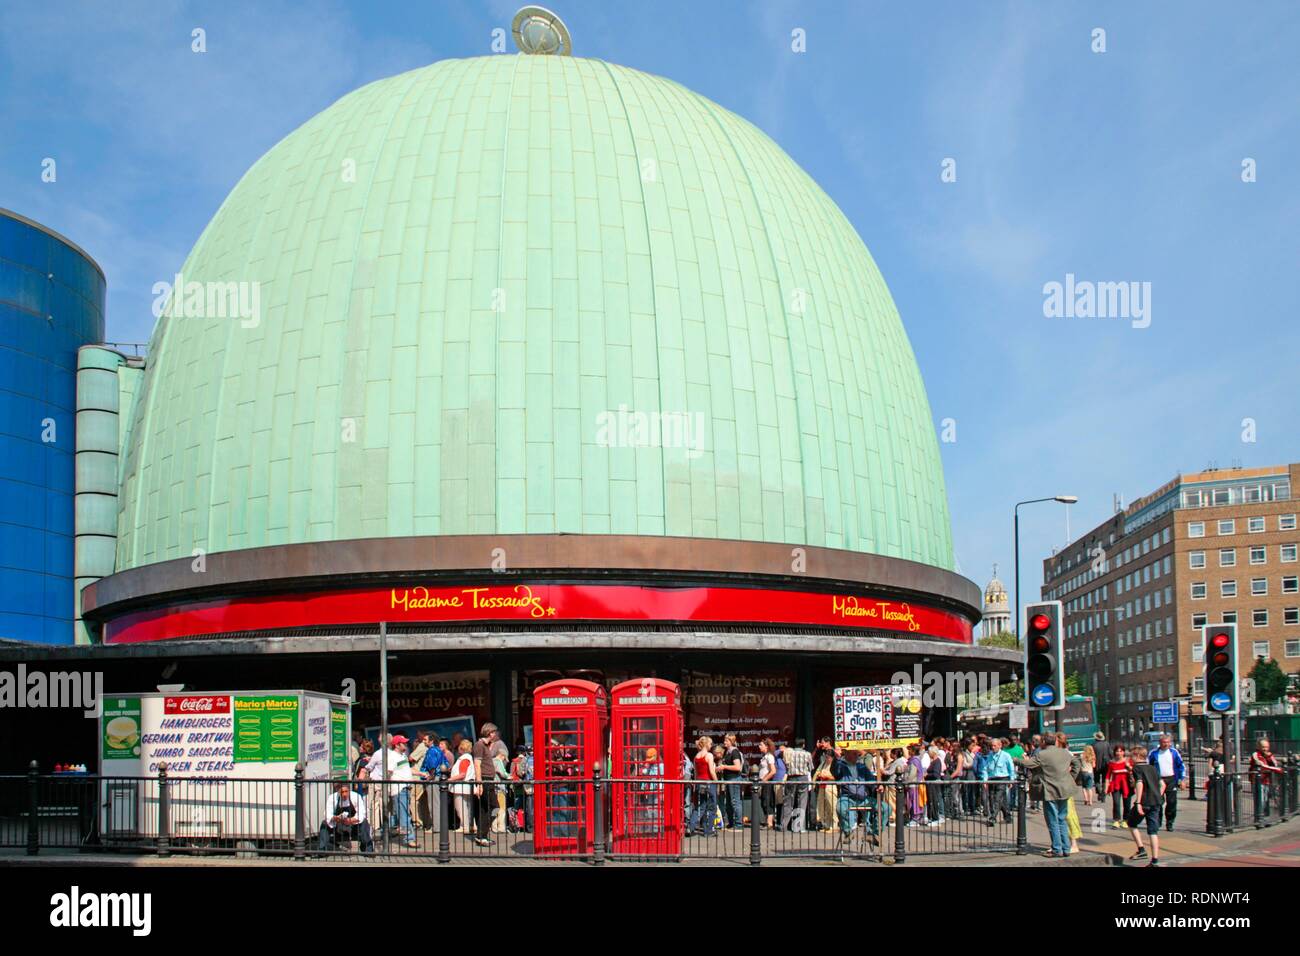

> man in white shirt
[366,734,418,848]
[1148,734,1185,832]
[319,782,374,853]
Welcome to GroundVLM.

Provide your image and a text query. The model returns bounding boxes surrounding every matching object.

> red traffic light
[1210,632,1230,649]
[1030,635,1051,652]
[1030,613,1051,632]
[1211,651,1230,667]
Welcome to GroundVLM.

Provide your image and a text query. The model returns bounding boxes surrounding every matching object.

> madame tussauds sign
[106,584,973,644]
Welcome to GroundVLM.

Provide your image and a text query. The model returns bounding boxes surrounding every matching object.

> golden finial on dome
[512,6,572,56]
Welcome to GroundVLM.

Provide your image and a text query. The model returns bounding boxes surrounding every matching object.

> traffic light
[1023,601,1064,710]
[1202,623,1238,716]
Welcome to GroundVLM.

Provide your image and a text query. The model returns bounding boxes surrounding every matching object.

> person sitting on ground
[319,781,374,853]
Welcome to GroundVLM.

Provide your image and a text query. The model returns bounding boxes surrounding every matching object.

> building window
[1189,551,1205,569]
[1285,607,1299,626]
[1286,639,1300,658]
[1193,677,1204,695]
[1248,516,1265,533]
[1221,580,1237,598]
[1213,488,1231,506]
[1219,548,1236,567]
[1283,576,1298,594]
[1281,544,1298,563]
[1189,521,1205,538]
[1223,611,1238,625]
[1192,582,1207,600]
[1250,547,1266,565]
[1281,514,1297,531]
[1193,612,1207,628]
[1251,577,1268,596]
[1218,519,1235,535]
[1252,640,1270,658]
[1192,643,1204,663]
[1162,528,1171,545]
[1253,609,1268,628]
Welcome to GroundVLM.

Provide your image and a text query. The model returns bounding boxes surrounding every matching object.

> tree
[977,630,1018,650]
[1248,657,1288,703]
[975,632,1022,702]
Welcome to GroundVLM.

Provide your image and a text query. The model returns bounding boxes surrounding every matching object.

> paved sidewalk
[1009,789,1299,868]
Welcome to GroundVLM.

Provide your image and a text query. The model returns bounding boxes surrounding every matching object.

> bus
[956,695,1099,751]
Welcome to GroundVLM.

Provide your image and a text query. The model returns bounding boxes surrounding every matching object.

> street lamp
[1014,495,1078,645]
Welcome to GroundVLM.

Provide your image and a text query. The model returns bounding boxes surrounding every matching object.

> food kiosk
[98,690,351,844]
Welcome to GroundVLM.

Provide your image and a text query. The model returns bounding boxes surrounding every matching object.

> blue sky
[3,1,1297,606]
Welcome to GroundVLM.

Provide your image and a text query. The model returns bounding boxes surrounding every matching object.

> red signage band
[163,695,231,715]
[102,583,973,645]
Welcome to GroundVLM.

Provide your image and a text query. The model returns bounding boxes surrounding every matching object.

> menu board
[233,695,299,762]
[330,706,349,775]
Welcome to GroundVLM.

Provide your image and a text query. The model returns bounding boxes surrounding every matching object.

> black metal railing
[0,761,1054,863]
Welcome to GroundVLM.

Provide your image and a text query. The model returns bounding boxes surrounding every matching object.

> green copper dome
[116,54,954,571]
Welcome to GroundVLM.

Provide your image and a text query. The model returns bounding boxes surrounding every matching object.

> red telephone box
[609,678,684,857]
[532,678,607,857]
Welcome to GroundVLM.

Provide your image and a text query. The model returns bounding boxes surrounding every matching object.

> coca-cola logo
[164,695,230,714]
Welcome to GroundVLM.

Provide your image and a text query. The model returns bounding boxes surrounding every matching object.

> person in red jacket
[1106,744,1133,827]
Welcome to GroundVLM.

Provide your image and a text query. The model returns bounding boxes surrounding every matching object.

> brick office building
[1041,464,1299,740]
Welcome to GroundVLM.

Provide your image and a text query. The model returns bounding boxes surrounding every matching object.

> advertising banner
[105,583,973,644]
[330,706,349,775]
[233,695,299,762]
[102,696,141,761]
[303,695,331,779]
[682,670,795,755]
[833,684,923,750]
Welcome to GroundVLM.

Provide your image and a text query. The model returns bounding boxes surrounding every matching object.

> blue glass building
[0,209,105,644]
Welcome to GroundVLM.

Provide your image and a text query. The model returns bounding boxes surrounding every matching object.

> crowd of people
[680,732,1080,850]
[317,720,1289,864]
[320,723,535,852]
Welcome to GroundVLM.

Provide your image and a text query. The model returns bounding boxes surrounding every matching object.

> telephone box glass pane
[542,717,585,840]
